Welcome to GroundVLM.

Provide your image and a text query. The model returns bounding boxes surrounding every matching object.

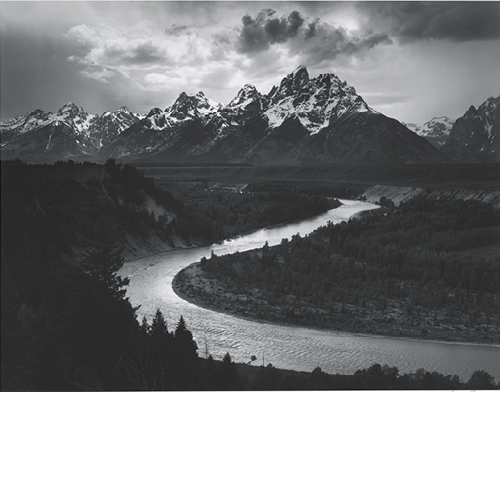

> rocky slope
[441,96,500,162]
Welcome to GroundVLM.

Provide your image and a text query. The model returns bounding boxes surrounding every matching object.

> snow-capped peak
[227,84,262,109]
[147,107,163,117]
[264,66,371,133]
[405,116,455,148]
[405,116,454,135]
[269,65,310,103]
[52,102,98,134]
[166,91,220,121]
[194,91,221,114]
[56,102,85,117]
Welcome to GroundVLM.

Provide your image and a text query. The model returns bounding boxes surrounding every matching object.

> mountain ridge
[442,96,500,162]
[2,67,496,165]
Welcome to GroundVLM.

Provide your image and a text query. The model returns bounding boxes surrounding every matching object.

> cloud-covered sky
[1,1,499,123]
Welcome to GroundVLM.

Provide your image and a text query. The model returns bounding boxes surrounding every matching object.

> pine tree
[151,309,169,336]
[215,352,240,390]
[82,244,130,301]
[173,316,199,389]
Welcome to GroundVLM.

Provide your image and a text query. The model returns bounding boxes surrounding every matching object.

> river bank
[172,260,500,347]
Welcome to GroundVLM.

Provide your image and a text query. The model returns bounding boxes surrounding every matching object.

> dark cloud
[237,9,305,53]
[237,8,392,60]
[362,1,500,42]
[304,20,318,40]
[288,20,393,64]
[360,33,393,51]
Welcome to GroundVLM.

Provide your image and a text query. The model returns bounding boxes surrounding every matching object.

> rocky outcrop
[441,96,500,162]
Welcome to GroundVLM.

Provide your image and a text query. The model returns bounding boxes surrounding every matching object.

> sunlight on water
[121,200,500,382]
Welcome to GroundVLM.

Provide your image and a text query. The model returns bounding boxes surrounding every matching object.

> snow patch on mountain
[265,68,372,134]
[404,116,455,148]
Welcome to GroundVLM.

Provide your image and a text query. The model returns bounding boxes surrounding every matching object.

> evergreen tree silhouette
[215,352,240,390]
[173,316,199,389]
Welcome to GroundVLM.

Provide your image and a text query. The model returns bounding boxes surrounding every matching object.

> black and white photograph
[2,0,499,393]
[1,1,499,498]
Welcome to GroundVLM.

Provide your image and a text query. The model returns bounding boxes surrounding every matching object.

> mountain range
[404,117,455,149]
[1,66,498,164]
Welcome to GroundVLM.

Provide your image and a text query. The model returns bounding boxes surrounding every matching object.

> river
[120,199,500,382]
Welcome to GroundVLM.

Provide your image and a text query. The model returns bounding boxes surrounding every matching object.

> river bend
[120,200,500,382]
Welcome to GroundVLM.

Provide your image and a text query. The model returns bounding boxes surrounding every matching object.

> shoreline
[123,199,348,264]
[172,262,500,349]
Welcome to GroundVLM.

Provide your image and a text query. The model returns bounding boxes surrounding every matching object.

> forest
[177,196,500,344]
[157,178,342,242]
[1,160,498,390]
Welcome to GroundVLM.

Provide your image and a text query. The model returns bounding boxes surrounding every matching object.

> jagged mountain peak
[481,95,499,112]
[147,107,163,117]
[227,83,263,108]
[442,95,500,162]
[291,64,309,82]
[57,102,85,115]
[59,101,79,109]
[306,72,361,104]
[269,65,310,103]
[264,66,371,133]
[242,83,257,91]
[29,108,49,117]
[233,83,258,97]
[102,106,133,117]
[222,84,268,125]
[167,91,219,120]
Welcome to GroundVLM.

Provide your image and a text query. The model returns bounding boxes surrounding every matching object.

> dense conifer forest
[157,179,342,242]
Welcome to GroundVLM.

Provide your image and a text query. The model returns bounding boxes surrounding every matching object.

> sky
[1,1,499,124]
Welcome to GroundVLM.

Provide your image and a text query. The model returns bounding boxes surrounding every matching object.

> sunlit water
[120,200,500,382]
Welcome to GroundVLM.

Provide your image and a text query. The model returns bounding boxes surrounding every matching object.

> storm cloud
[363,1,500,42]
[237,9,305,53]
[237,8,392,59]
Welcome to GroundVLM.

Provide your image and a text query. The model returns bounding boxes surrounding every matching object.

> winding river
[120,200,500,382]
